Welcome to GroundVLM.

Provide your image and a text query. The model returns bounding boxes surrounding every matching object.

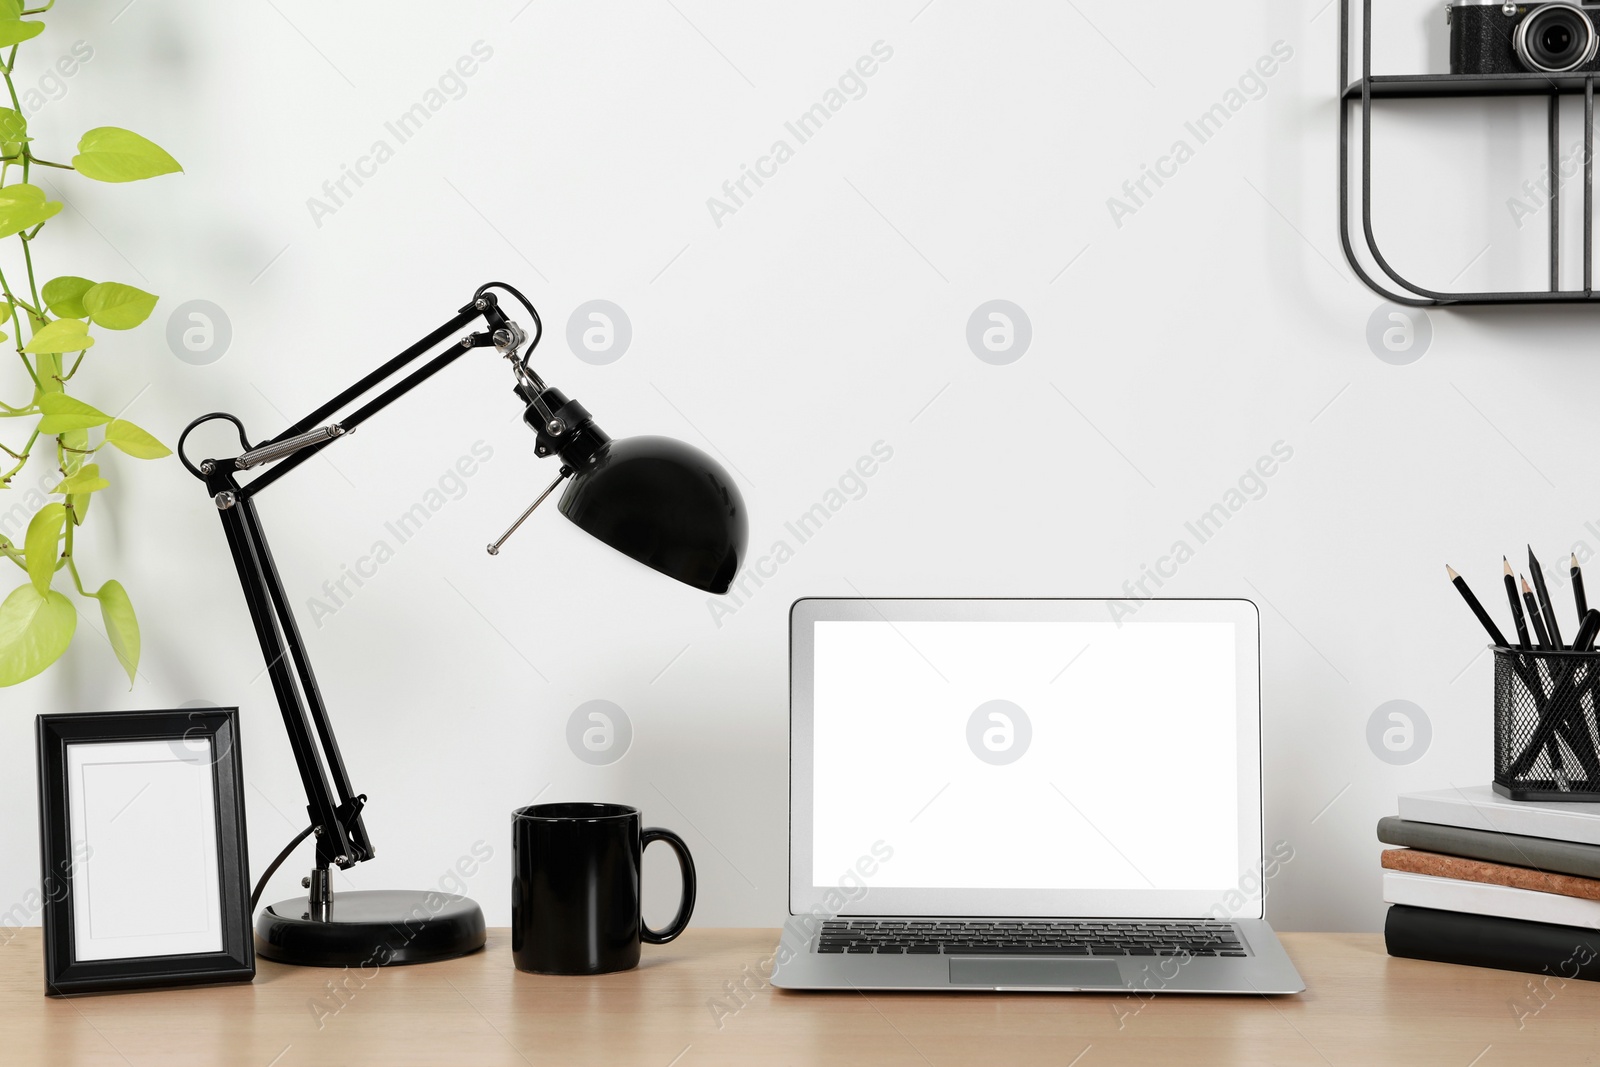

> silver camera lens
[1515,4,1599,72]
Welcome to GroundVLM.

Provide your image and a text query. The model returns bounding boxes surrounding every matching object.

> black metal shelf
[1340,0,1597,305]
[1343,72,1600,100]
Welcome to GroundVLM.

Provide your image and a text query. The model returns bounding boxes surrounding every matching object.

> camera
[1449,1,1600,74]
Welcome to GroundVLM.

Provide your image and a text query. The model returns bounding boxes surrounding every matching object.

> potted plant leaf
[0,0,181,688]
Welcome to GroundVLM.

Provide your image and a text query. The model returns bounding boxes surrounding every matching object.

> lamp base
[255,889,486,967]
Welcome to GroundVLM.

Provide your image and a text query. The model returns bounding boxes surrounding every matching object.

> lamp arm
[175,283,583,885]
[181,290,504,495]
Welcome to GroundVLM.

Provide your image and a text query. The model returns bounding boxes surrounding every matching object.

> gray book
[1378,816,1600,880]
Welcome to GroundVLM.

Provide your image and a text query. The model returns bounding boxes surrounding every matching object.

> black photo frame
[36,708,254,995]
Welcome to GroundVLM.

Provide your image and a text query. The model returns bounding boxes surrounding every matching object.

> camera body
[1449,1,1600,74]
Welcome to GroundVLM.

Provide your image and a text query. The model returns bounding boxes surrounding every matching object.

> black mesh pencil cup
[1494,646,1600,801]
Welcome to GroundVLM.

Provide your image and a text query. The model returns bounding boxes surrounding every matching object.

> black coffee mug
[512,802,696,975]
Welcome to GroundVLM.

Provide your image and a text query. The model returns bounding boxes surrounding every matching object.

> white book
[1383,871,1600,929]
[1397,785,1600,847]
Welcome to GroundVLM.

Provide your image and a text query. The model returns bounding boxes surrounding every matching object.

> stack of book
[1380,785,1600,979]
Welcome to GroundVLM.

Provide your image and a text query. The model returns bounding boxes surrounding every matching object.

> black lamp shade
[557,435,747,595]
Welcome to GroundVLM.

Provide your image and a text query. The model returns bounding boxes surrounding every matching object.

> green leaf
[41,276,93,319]
[104,418,170,459]
[0,108,28,143]
[0,21,44,48]
[72,127,182,183]
[0,584,75,687]
[51,463,107,496]
[35,392,109,433]
[23,317,92,354]
[66,462,95,523]
[95,579,139,686]
[59,426,87,477]
[0,183,60,238]
[30,355,60,406]
[0,584,74,686]
[83,282,157,330]
[23,502,63,594]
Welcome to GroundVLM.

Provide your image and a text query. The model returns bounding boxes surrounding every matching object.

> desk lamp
[177,282,746,967]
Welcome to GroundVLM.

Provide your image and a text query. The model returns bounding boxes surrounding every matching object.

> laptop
[771,597,1305,994]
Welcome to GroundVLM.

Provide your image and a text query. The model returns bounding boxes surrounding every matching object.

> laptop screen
[790,599,1264,920]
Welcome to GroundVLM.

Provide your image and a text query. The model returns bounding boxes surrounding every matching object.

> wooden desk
[2,929,1596,1065]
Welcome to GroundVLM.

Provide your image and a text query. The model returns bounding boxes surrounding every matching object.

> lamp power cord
[250,824,317,912]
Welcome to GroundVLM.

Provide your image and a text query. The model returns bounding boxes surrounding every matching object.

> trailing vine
[0,0,181,687]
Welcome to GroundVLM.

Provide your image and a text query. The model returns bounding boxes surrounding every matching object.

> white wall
[1,0,1591,933]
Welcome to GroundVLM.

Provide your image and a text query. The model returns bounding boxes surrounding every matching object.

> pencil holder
[1493,647,1600,801]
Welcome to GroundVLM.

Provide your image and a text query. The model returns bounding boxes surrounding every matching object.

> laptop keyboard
[816,920,1248,957]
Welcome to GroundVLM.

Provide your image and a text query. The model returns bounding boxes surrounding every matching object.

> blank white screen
[811,620,1239,892]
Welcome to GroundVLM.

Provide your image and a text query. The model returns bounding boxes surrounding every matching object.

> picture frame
[35,708,254,995]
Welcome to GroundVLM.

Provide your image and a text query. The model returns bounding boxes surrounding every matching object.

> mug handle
[640,827,696,945]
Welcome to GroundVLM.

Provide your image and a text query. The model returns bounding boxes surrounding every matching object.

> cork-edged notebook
[1382,848,1600,901]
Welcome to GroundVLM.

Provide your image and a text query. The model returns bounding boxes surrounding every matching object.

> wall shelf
[1344,72,1600,99]
[1340,0,1597,305]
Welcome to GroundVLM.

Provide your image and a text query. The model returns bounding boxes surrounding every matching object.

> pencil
[1524,577,1553,649]
[1574,553,1589,620]
[1505,557,1532,650]
[1574,608,1600,652]
[1448,564,1511,648]
[1530,546,1566,649]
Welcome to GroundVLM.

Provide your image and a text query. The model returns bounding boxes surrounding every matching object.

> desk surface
[3,929,1597,1066]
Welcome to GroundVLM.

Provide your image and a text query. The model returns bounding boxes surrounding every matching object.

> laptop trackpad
[949,958,1125,988]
